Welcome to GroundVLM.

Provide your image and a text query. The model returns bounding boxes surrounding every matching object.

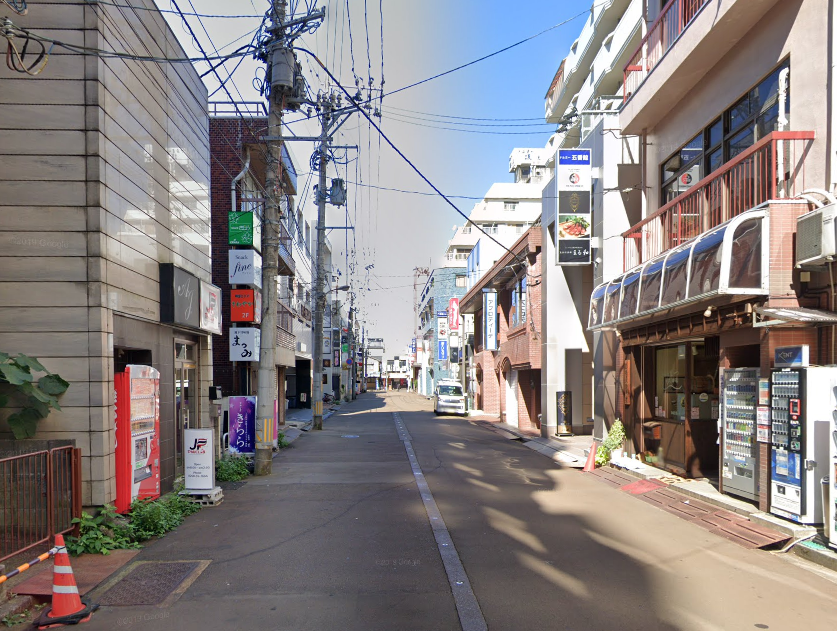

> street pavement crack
[393,412,488,631]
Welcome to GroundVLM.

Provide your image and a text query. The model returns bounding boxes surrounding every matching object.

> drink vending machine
[770,366,837,524]
[114,365,161,513]
[721,368,760,501]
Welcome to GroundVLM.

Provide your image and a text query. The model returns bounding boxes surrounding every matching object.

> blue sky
[163,0,588,353]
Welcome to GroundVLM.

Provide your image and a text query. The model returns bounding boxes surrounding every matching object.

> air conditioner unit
[796,203,837,267]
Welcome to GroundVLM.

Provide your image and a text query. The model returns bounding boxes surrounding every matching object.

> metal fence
[0,447,81,563]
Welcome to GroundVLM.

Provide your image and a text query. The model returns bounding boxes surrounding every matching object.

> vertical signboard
[229,327,260,361]
[229,249,263,288]
[184,428,214,491]
[228,396,256,454]
[438,339,449,361]
[230,289,262,323]
[159,264,200,329]
[556,149,592,265]
[200,281,222,335]
[483,289,497,351]
[448,298,460,331]
[437,314,449,339]
[228,211,262,252]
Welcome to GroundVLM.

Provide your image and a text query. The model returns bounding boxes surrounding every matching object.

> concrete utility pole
[312,95,331,430]
[254,0,287,476]
[348,294,356,401]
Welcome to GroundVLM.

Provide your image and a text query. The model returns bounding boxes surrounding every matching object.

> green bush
[128,492,200,542]
[277,431,290,449]
[594,419,627,467]
[65,504,139,556]
[215,455,251,482]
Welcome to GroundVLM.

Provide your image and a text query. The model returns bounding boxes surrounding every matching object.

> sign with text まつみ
[184,428,214,490]
[556,149,592,266]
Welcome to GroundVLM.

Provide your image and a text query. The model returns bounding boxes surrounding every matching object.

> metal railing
[1,447,81,563]
[623,131,814,270]
[623,0,710,102]
[545,61,565,117]
[209,101,268,117]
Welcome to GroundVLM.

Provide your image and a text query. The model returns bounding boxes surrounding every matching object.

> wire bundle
[3,18,49,75]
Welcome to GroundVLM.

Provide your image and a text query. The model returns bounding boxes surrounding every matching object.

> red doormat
[620,478,667,495]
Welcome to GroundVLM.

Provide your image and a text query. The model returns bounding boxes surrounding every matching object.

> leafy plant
[65,505,138,556]
[215,455,251,482]
[2,612,28,627]
[277,431,290,449]
[0,352,69,439]
[595,420,627,467]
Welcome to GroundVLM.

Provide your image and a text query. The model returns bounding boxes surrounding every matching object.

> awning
[588,208,768,331]
[754,306,837,328]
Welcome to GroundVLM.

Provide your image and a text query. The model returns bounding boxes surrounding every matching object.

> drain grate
[98,562,201,606]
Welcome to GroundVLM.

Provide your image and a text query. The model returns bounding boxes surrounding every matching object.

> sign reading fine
[556,149,592,266]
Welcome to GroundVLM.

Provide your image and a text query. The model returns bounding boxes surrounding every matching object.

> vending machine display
[770,366,837,524]
[721,368,759,500]
[114,365,161,513]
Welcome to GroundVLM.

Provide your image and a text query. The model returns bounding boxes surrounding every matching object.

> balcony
[620,0,784,135]
[623,131,814,270]
[277,221,295,277]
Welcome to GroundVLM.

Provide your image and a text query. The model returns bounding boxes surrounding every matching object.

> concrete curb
[0,594,37,624]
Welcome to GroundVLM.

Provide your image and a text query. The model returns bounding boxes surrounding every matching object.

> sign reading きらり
[556,149,592,265]
[228,396,256,454]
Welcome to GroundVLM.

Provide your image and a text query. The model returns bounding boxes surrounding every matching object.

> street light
[326,285,350,294]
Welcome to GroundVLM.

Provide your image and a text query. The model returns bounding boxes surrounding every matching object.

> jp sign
[184,428,214,491]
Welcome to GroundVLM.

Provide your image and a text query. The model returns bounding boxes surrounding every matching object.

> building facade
[0,0,216,505]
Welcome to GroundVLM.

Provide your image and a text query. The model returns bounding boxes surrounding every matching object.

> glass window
[680,134,702,166]
[603,280,622,324]
[707,119,722,148]
[707,148,723,173]
[438,384,464,396]
[589,283,607,327]
[519,276,527,324]
[729,218,762,288]
[619,270,641,319]
[688,227,725,298]
[655,345,686,420]
[660,246,691,306]
[638,259,665,313]
[455,275,466,288]
[728,93,751,134]
[727,124,755,159]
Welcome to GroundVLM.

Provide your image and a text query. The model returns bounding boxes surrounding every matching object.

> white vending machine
[770,366,837,524]
[721,368,760,501]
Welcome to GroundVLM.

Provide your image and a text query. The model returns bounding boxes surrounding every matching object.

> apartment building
[587,0,837,512]
[542,0,643,437]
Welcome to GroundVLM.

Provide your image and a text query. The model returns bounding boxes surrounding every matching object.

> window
[655,346,686,421]
[660,61,789,205]
[510,276,527,327]
[728,218,762,288]
[504,201,518,211]
[462,224,472,234]
[455,275,466,288]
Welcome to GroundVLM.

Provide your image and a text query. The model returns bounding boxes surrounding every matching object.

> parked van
[433,380,467,416]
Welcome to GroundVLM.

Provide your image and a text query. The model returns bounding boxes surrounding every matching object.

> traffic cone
[35,534,97,628]
[582,441,598,472]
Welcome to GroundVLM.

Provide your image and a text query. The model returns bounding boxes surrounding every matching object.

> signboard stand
[181,428,224,506]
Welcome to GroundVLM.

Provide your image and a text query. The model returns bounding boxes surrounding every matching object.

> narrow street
[82,392,837,631]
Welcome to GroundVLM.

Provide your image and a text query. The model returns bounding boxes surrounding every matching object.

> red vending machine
[114,365,161,513]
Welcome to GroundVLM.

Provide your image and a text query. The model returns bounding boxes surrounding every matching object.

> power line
[382,109,553,128]
[382,111,555,136]
[82,0,263,18]
[385,105,544,122]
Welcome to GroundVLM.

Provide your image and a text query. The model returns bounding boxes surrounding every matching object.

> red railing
[545,61,565,116]
[623,131,815,270]
[0,447,81,563]
[623,0,710,102]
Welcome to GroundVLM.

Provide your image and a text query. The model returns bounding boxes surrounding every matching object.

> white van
[433,380,467,416]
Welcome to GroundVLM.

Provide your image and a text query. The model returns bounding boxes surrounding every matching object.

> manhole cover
[98,562,200,606]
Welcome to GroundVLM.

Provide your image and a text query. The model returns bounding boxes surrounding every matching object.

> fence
[0,447,81,563]
[623,0,710,102]
[623,131,814,270]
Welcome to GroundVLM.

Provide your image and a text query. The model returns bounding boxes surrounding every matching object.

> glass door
[175,342,197,475]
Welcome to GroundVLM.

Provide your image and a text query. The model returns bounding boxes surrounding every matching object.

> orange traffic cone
[35,534,97,628]
[582,441,598,472]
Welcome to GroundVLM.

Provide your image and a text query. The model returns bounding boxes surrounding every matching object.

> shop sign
[333,349,340,366]
[436,310,448,318]
[483,290,497,351]
[758,378,770,406]
[159,264,200,330]
[228,396,256,454]
[438,315,448,339]
[757,406,770,443]
[230,289,262,323]
[229,249,262,288]
[184,428,214,491]
[200,281,222,335]
[438,339,448,361]
[774,345,809,368]
[229,212,262,251]
[448,298,460,331]
[556,149,592,266]
[230,327,260,362]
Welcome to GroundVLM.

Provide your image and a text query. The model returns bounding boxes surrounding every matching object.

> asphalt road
[81,391,837,631]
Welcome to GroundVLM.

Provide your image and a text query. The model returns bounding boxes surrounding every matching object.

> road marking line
[392,412,488,631]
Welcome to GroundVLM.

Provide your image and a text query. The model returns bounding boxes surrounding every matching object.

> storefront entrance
[635,338,720,478]
[175,341,197,476]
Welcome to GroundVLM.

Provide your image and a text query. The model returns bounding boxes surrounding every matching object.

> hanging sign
[483,289,497,351]
[556,149,592,265]
[774,345,809,368]
[230,289,262,323]
[229,327,260,362]
[229,250,262,288]
[438,339,449,361]
[200,281,222,335]
[159,264,200,329]
[438,315,449,339]
[448,298,460,331]
[229,212,262,252]
[228,396,256,454]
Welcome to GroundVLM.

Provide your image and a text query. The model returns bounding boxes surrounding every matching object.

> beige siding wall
[0,0,210,505]
[644,0,829,215]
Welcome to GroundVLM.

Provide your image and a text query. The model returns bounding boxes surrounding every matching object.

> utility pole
[348,294,356,401]
[254,0,287,477]
[412,267,429,394]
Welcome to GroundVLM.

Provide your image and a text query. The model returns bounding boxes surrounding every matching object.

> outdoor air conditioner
[796,203,837,267]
